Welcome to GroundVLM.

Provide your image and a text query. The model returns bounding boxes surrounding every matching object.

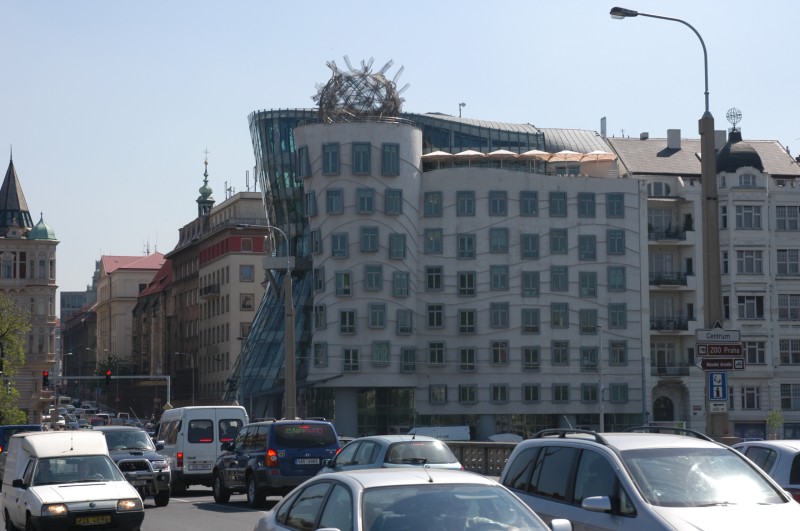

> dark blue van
[0,424,42,490]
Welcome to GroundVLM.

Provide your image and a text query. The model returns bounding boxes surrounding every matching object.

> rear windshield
[274,423,337,448]
[384,441,459,464]
[219,419,243,443]
[188,419,214,443]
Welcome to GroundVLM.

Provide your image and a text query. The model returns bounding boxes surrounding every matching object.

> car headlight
[42,504,68,517]
[117,498,143,512]
[151,460,169,471]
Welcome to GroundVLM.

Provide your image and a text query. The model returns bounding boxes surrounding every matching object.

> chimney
[640,132,649,140]
[601,117,607,138]
[667,129,681,149]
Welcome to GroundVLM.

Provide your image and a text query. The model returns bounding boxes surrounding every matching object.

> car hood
[654,501,800,529]
[108,450,165,462]
[30,481,139,503]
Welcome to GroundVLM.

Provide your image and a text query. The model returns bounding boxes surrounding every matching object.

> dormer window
[739,174,758,187]
[647,182,671,197]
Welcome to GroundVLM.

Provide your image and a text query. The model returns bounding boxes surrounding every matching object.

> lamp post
[598,325,605,433]
[266,226,296,420]
[611,7,721,435]
[459,102,466,118]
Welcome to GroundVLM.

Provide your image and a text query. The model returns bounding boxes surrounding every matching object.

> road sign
[696,328,740,343]
[709,402,728,413]
[697,358,745,371]
[697,343,743,356]
[708,371,728,401]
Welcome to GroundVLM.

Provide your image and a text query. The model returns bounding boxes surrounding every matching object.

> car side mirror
[221,442,232,451]
[11,479,26,490]
[155,442,165,451]
[321,459,331,467]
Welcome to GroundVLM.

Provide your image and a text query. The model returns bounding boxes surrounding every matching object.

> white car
[733,439,800,502]
[253,468,572,531]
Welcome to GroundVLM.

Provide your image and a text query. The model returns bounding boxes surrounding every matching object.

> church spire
[197,150,215,217]
[0,155,34,237]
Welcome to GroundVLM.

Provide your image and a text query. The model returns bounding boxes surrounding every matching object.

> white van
[1,431,144,531]
[156,405,248,494]
[407,426,471,441]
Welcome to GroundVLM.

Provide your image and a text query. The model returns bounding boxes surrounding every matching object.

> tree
[766,409,783,440]
[0,293,32,424]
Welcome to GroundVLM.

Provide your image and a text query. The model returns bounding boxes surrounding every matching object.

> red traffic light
[105,369,112,384]
[42,371,49,387]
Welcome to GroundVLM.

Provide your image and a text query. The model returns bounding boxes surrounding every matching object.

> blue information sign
[708,372,728,401]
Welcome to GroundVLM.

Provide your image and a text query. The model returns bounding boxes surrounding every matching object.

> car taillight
[177,452,184,468]
[266,448,279,468]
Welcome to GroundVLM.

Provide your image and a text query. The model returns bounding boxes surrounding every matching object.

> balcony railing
[651,363,691,377]
[650,317,690,331]
[648,228,687,241]
[649,273,689,286]
[200,283,220,299]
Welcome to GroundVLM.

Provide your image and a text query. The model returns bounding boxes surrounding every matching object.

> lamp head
[610,6,639,19]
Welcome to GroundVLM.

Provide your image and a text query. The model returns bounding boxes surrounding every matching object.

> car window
[318,483,352,530]
[219,419,242,443]
[233,427,249,450]
[501,447,540,492]
[743,446,778,474]
[384,441,458,464]
[286,482,332,530]
[531,446,578,501]
[574,451,616,502]
[188,419,214,443]
[334,442,361,467]
[790,453,800,485]
[354,441,378,465]
[275,423,337,448]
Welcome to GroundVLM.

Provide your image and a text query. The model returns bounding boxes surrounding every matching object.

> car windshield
[362,484,550,531]
[623,447,786,507]
[104,430,155,451]
[32,456,124,486]
[384,441,459,465]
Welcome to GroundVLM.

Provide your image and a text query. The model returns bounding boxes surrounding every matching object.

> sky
[2,0,799,300]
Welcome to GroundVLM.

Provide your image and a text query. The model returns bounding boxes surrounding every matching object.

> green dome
[28,214,57,240]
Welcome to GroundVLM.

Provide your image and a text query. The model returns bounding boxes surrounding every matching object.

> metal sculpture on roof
[313,56,409,123]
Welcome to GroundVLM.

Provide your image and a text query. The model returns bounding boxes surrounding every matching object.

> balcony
[648,227,687,241]
[650,317,690,331]
[649,272,689,287]
[651,363,691,377]
[200,283,220,299]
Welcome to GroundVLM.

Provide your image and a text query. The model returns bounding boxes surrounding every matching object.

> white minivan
[1,430,144,531]
[156,405,247,494]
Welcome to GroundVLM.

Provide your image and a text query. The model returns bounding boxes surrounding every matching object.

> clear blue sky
[2,1,798,298]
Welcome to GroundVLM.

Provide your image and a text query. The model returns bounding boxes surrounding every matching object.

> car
[0,425,42,490]
[733,439,800,502]
[93,426,172,507]
[499,427,800,530]
[318,434,462,474]
[253,468,572,531]
[212,418,339,507]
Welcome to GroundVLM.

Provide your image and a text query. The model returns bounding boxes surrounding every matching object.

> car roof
[321,468,495,489]
[91,426,145,432]
[346,435,441,444]
[734,440,800,451]
[245,419,333,427]
[520,432,727,453]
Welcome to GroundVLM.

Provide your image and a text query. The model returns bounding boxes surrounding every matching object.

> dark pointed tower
[197,156,215,217]
[0,153,34,238]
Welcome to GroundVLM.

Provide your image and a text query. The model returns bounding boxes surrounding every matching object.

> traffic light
[105,369,112,385]
[42,371,49,387]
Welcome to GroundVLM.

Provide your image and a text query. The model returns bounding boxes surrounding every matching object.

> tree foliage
[0,293,32,423]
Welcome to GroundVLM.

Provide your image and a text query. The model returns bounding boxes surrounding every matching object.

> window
[579,309,598,333]
[579,272,596,297]
[356,188,374,214]
[553,384,570,403]
[459,347,476,371]
[739,174,758,187]
[388,233,406,259]
[311,230,322,254]
[608,266,626,291]
[313,267,325,292]
[552,341,569,365]
[427,304,444,328]
[304,191,317,217]
[429,384,447,404]
[776,206,800,231]
[458,271,475,296]
[489,191,507,216]
[721,206,728,229]
[401,348,416,372]
[490,303,509,328]
[522,384,540,402]
[364,264,382,291]
[322,143,340,175]
[429,342,445,365]
[382,144,400,176]
[385,188,403,214]
[781,383,800,410]
[240,294,254,311]
[314,305,326,330]
[578,235,596,261]
[353,142,371,175]
[490,265,509,290]
[424,229,443,254]
[458,233,476,259]
[372,341,390,367]
[609,303,627,328]
[606,193,624,218]
[550,229,568,254]
[735,205,762,229]
[393,271,409,297]
[521,234,539,259]
[360,226,378,253]
[520,191,538,216]
[344,348,359,371]
[459,309,476,333]
[744,341,765,365]
[489,228,509,253]
[396,309,413,335]
[777,249,800,275]
[491,384,509,403]
[738,295,764,319]
[551,266,568,292]
[521,271,540,297]
[368,303,385,328]
[581,347,598,371]
[239,264,254,282]
[522,347,540,371]
[610,383,628,403]
[187,420,215,444]
[522,308,540,334]
[741,386,760,410]
[340,310,356,334]
[491,340,509,365]
[313,342,328,368]
[607,229,625,255]
[737,250,763,274]
[425,266,443,291]
[424,192,443,217]
[457,191,475,216]
[297,146,311,178]
[577,192,595,218]
[326,189,343,214]
[549,191,567,217]
[779,294,800,320]
[331,233,349,258]
[335,271,352,297]
[581,383,599,403]
[551,303,569,328]
[459,385,477,404]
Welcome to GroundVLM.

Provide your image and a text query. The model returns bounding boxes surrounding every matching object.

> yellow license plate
[75,515,112,526]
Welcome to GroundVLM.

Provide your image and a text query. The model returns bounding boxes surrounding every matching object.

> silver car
[317,434,462,474]
[253,468,572,531]
[500,428,800,530]
[733,439,800,502]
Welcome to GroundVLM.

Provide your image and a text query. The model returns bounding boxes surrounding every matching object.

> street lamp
[597,325,605,433]
[459,102,466,118]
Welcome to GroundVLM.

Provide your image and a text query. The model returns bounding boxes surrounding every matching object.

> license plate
[188,464,211,471]
[76,515,112,526]
[130,479,148,486]
[295,458,320,465]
